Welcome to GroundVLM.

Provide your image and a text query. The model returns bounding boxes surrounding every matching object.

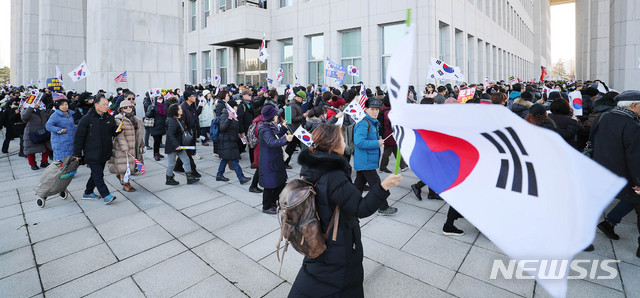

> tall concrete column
[588,0,609,83]
[575,0,590,80]
[533,0,551,71]
[10,0,24,85]
[610,0,640,91]
[21,0,39,86]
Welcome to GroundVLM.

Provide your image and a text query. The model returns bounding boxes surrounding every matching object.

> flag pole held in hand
[394,149,402,175]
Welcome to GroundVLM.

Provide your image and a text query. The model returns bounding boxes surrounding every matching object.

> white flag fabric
[385,18,627,298]
[343,99,366,123]
[568,91,583,116]
[259,33,269,63]
[55,65,64,83]
[596,83,608,94]
[225,102,237,119]
[294,74,300,87]
[427,57,465,82]
[276,68,284,83]
[293,126,314,148]
[67,61,91,82]
[347,65,359,77]
[484,76,489,86]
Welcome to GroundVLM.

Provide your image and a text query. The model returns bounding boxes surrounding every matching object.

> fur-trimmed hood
[513,97,534,108]
[298,149,351,183]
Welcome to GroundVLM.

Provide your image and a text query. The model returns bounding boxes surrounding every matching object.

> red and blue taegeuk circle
[442,63,454,73]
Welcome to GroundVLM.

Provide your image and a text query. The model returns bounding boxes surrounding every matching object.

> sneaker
[103,193,116,205]
[82,192,101,200]
[216,176,230,182]
[40,162,50,168]
[194,154,203,160]
[597,221,620,240]
[442,225,464,236]
[249,186,263,193]
[30,165,39,171]
[262,207,277,214]
[411,184,422,201]
[378,206,398,216]
[380,168,392,174]
[400,167,409,172]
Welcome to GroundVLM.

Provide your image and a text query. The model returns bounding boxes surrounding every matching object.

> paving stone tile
[398,192,447,212]
[0,246,35,279]
[569,250,623,290]
[474,233,505,254]
[107,224,174,259]
[533,278,624,298]
[154,184,216,210]
[174,274,245,298]
[0,214,24,234]
[133,251,215,298]
[0,228,30,255]
[610,222,640,267]
[119,186,167,210]
[39,243,118,290]
[85,277,145,298]
[192,201,257,232]
[402,229,473,270]
[385,201,436,228]
[83,198,140,225]
[262,282,292,298]
[0,268,42,298]
[364,266,453,298]
[44,240,187,298]
[214,212,279,248]
[180,194,234,218]
[362,257,384,283]
[194,239,283,297]
[0,189,20,208]
[146,205,200,237]
[361,216,419,249]
[214,184,262,208]
[23,201,82,225]
[448,273,521,298]
[0,203,23,220]
[458,246,535,297]
[21,195,71,214]
[259,250,306,284]
[362,237,456,291]
[94,211,156,241]
[178,228,216,249]
[239,229,281,261]
[619,262,640,297]
[27,212,92,243]
[33,227,103,264]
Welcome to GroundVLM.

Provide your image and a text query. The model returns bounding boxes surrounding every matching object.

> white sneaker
[194,154,203,160]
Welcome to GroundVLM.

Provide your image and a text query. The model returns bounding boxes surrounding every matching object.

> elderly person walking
[21,103,52,170]
[108,100,145,192]
[45,99,77,161]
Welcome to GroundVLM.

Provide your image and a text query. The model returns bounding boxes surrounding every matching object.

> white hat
[203,90,211,97]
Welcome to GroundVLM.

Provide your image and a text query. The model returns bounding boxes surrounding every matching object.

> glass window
[236,48,267,86]
[467,35,474,83]
[281,39,294,84]
[190,53,197,84]
[455,29,463,72]
[190,0,196,32]
[219,0,226,12]
[203,0,210,28]
[341,29,361,85]
[307,35,324,85]
[217,48,227,84]
[203,51,211,83]
[280,0,293,8]
[381,23,404,84]
[439,22,450,62]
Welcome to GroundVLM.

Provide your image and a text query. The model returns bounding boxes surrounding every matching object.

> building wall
[21,0,39,86]
[575,0,589,80]
[185,0,544,90]
[10,0,24,85]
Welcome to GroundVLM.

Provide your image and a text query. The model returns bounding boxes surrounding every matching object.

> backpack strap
[325,205,340,241]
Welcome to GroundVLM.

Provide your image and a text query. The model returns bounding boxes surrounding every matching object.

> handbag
[143,117,155,127]
[29,129,50,144]
[176,119,193,145]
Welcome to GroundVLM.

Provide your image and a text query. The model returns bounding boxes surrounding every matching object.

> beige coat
[108,113,145,175]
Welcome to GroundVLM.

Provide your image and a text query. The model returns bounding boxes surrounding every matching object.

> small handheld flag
[293,126,314,147]
[114,71,128,83]
[347,65,359,77]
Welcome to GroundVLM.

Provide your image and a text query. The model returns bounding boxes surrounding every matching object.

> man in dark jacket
[283,90,308,168]
[174,90,201,177]
[591,90,640,258]
[73,94,118,204]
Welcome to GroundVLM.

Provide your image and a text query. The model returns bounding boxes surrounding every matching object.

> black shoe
[19,152,26,157]
[31,165,39,170]
[597,221,620,240]
[1,150,7,154]
[584,244,595,252]
[636,246,640,258]
[249,186,263,193]
[443,225,464,236]
[40,162,50,168]
[285,164,292,170]
[192,170,202,178]
[158,154,164,158]
[165,175,179,186]
[363,185,371,192]
[428,192,443,200]
[186,172,200,184]
[154,154,161,161]
[239,177,251,185]
[380,168,392,173]
[216,176,229,182]
[411,184,422,201]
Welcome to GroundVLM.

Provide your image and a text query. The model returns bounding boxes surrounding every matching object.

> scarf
[156,101,167,116]
[124,112,139,129]
[610,106,640,123]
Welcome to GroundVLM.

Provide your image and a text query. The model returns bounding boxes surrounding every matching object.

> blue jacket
[508,91,521,109]
[258,121,288,188]
[46,109,77,161]
[353,114,380,171]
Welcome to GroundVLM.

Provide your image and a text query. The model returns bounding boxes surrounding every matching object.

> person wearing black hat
[524,104,557,131]
[174,90,201,177]
[591,90,640,257]
[353,98,398,216]
[575,86,601,150]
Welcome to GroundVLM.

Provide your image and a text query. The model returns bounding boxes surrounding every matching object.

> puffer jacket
[511,98,533,119]
[45,109,77,161]
[73,108,118,164]
[217,108,241,160]
[108,113,145,175]
[198,98,216,128]
[257,121,288,188]
[289,149,389,298]
[21,107,51,155]
[353,114,380,171]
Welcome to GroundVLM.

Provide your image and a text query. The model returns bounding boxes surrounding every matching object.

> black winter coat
[145,101,168,136]
[217,109,241,160]
[549,114,583,149]
[164,117,187,154]
[237,101,253,133]
[289,100,305,132]
[180,101,200,141]
[289,150,390,298]
[592,108,640,203]
[73,108,118,164]
[258,121,288,188]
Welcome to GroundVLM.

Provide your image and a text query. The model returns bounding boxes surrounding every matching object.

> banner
[276,68,284,83]
[508,76,516,85]
[568,91,583,116]
[325,57,347,85]
[67,61,92,82]
[457,87,476,103]
[46,78,62,91]
[23,90,40,108]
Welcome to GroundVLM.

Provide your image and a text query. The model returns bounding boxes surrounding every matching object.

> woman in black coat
[146,95,169,160]
[548,98,584,149]
[258,105,293,214]
[289,124,402,298]
[164,104,199,185]
[215,100,250,184]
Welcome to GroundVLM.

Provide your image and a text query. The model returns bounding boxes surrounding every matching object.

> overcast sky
[0,2,576,70]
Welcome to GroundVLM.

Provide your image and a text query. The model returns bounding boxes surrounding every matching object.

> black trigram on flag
[481,127,538,197]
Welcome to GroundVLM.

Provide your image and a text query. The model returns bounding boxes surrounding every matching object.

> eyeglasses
[122,106,133,109]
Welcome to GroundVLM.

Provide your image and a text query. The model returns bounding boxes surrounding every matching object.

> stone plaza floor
[0,134,639,298]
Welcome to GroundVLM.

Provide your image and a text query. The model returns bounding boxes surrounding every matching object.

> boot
[166,175,179,185]
[154,153,161,161]
[123,182,136,192]
[186,172,200,184]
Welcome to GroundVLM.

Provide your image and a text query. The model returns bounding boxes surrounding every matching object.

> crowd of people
[1,77,639,296]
